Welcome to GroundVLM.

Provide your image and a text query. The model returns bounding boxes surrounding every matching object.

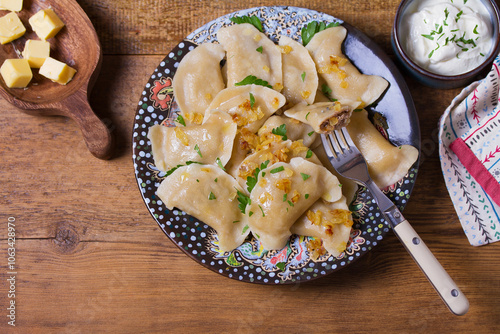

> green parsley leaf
[301,172,311,181]
[208,192,216,200]
[283,193,287,202]
[246,160,270,193]
[301,21,340,46]
[235,75,272,88]
[215,157,226,171]
[305,112,310,120]
[242,224,250,234]
[194,144,202,157]
[270,166,285,174]
[236,189,251,213]
[287,200,294,207]
[249,92,255,108]
[249,211,254,217]
[175,114,186,126]
[255,233,260,239]
[233,220,240,224]
[258,205,265,217]
[214,178,218,182]
[301,71,306,82]
[305,149,313,159]
[230,15,263,32]
[271,124,287,141]
[256,46,263,53]
[164,161,202,177]
[421,34,434,40]
[305,194,309,199]
[307,131,315,137]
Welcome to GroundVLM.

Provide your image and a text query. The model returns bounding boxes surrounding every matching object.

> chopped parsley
[283,193,287,202]
[215,157,225,171]
[307,131,315,137]
[242,224,250,234]
[256,46,263,53]
[236,189,251,213]
[208,192,216,200]
[305,149,313,159]
[301,71,306,82]
[235,75,272,88]
[270,166,285,174]
[258,205,265,217]
[194,144,202,157]
[249,92,255,108]
[305,194,309,199]
[305,112,310,120]
[230,15,263,32]
[301,21,340,46]
[164,161,202,177]
[271,124,287,141]
[246,160,270,193]
[300,172,311,181]
[175,114,186,126]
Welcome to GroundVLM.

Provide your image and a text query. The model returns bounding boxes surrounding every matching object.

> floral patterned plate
[133,6,421,284]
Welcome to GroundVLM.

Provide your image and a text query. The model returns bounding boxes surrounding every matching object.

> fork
[321,128,469,316]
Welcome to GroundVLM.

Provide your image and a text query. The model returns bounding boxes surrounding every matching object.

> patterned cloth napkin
[439,55,500,246]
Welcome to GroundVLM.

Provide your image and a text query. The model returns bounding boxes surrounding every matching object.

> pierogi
[148,19,418,256]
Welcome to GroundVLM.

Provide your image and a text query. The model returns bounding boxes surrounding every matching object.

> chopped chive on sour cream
[402,0,493,75]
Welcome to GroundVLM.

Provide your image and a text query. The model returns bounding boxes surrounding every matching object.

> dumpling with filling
[207,84,286,133]
[246,157,342,250]
[258,115,319,147]
[237,139,321,190]
[173,43,226,116]
[217,23,282,87]
[279,35,318,105]
[284,101,355,133]
[291,197,353,258]
[157,164,249,252]
[147,111,237,172]
[347,109,419,189]
[306,26,388,107]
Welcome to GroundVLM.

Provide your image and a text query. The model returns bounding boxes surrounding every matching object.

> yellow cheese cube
[28,8,65,40]
[0,58,32,88]
[0,12,26,44]
[22,39,50,68]
[0,0,23,12]
[39,57,76,85]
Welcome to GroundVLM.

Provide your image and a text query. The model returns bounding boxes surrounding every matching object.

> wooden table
[1,0,499,332]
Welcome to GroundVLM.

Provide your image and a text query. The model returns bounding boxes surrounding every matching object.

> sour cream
[401,0,494,75]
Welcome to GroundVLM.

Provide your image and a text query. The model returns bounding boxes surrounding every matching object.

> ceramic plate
[133,6,421,284]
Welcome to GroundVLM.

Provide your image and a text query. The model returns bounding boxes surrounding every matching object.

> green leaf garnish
[305,194,309,199]
[421,34,434,40]
[236,189,251,214]
[194,144,202,157]
[300,173,311,181]
[175,114,186,126]
[271,124,287,141]
[208,192,216,200]
[305,112,310,121]
[301,71,306,82]
[270,166,285,174]
[258,205,265,217]
[256,46,263,53]
[230,15,263,32]
[246,160,270,193]
[301,21,340,46]
[235,75,272,88]
[164,161,202,177]
[242,224,250,234]
[215,157,225,171]
[249,92,255,108]
[307,131,315,137]
[305,149,313,159]
[283,193,287,202]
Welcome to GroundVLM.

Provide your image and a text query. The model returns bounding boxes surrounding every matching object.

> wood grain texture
[1,0,500,332]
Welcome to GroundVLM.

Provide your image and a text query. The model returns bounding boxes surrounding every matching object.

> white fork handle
[393,220,469,315]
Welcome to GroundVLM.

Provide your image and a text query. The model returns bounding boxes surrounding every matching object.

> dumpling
[157,164,249,252]
[246,157,342,250]
[279,35,318,105]
[237,139,321,190]
[217,23,282,87]
[173,43,226,116]
[207,84,286,133]
[284,101,354,133]
[291,197,353,258]
[306,26,388,107]
[147,111,237,172]
[257,115,319,147]
[347,109,419,189]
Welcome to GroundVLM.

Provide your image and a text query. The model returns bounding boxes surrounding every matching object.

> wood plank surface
[1,0,500,333]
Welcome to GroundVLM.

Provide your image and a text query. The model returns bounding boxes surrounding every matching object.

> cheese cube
[22,39,50,68]
[0,0,23,12]
[0,12,26,44]
[39,57,76,85]
[0,59,32,88]
[28,8,65,40]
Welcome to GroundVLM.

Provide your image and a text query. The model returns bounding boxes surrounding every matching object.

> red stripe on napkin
[450,138,500,207]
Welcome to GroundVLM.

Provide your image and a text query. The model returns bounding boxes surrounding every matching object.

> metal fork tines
[320,127,469,316]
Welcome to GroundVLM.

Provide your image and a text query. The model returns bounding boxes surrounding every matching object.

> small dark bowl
[392,0,500,89]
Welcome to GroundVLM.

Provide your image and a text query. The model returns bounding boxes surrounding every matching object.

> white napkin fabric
[439,55,500,246]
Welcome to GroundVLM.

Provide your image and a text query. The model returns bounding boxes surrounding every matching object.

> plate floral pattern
[133,6,420,284]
